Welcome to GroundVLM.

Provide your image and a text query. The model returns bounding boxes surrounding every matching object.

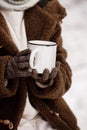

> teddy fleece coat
[0,0,80,130]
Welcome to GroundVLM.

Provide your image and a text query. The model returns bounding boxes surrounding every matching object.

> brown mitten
[32,61,60,88]
[5,49,31,79]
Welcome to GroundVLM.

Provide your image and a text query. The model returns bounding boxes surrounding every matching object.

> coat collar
[24,5,57,41]
[0,4,57,56]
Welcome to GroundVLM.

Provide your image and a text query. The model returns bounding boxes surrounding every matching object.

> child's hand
[31,61,60,88]
[5,49,31,79]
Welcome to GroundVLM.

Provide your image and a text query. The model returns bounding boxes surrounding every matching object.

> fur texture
[0,0,80,130]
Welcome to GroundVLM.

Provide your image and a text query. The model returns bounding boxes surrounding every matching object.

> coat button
[3,120,10,125]
[0,119,14,130]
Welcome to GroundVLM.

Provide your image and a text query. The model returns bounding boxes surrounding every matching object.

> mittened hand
[6,49,31,79]
[32,61,60,88]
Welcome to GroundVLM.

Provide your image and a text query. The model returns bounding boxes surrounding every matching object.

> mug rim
[28,40,57,46]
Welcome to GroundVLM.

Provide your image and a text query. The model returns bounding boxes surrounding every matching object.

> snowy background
[59,0,87,130]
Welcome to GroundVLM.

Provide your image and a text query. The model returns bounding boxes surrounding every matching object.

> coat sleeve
[0,56,19,98]
[27,0,72,99]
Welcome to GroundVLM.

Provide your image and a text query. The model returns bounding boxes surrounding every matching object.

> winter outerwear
[0,0,80,130]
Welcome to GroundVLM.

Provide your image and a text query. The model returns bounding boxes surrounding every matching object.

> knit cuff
[35,79,54,88]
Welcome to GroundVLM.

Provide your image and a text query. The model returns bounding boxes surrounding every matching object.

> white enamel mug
[28,40,57,73]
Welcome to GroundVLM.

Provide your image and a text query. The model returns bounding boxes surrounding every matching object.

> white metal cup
[28,40,57,73]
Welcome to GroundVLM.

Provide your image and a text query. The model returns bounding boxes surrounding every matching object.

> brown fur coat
[0,0,80,130]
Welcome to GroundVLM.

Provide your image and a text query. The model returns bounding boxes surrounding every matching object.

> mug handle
[29,49,39,69]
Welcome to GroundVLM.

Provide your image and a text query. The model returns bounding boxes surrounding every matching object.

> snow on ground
[59,0,87,130]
